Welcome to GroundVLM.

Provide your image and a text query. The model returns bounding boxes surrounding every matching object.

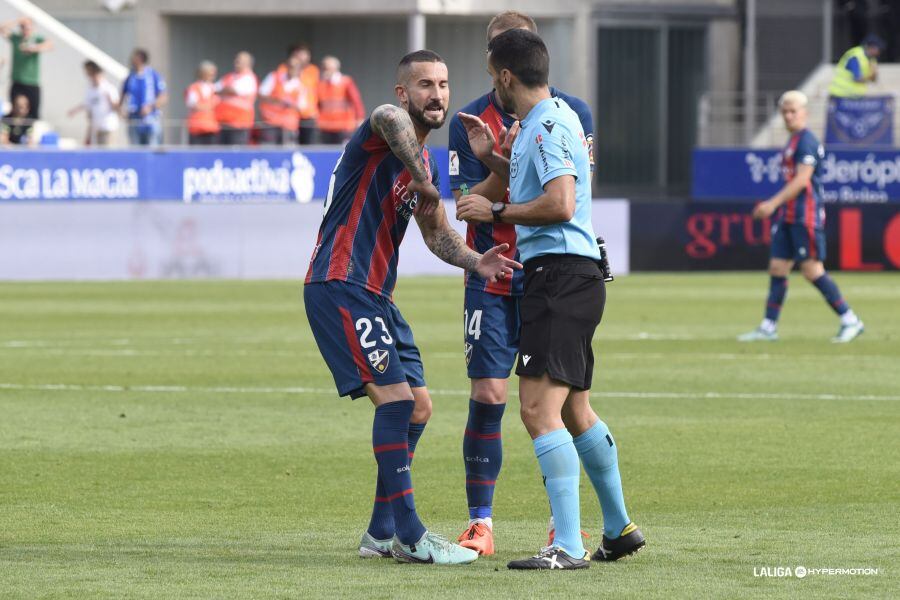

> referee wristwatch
[491,202,506,223]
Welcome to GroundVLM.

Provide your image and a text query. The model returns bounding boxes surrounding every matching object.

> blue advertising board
[692,148,900,203]
[0,147,452,202]
[825,96,894,147]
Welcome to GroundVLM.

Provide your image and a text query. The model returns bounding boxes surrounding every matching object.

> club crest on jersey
[368,349,390,373]
[464,342,473,366]
[510,154,519,179]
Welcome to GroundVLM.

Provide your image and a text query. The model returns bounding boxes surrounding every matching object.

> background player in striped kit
[738,91,864,343]
[448,11,595,556]
[304,50,521,565]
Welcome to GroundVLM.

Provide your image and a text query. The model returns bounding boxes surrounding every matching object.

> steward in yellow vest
[828,35,884,98]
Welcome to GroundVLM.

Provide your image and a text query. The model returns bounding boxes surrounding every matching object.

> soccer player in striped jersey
[739,90,864,343]
[304,50,521,565]
[448,11,595,556]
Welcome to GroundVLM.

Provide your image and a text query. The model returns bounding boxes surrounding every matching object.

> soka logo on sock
[396,465,410,474]
[465,456,490,463]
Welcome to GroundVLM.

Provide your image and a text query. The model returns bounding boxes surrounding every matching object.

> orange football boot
[457,520,495,556]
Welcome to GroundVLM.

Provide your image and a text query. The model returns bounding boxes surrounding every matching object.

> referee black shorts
[515,253,606,390]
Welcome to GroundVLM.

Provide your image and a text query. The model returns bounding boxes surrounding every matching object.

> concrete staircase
[0,0,128,144]
[752,63,900,148]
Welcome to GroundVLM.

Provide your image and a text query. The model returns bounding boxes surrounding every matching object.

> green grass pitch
[1,273,898,599]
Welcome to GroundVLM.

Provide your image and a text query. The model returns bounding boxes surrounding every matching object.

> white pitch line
[0,382,897,402]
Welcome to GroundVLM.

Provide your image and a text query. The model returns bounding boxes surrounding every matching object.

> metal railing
[9,118,346,149]
[697,90,900,148]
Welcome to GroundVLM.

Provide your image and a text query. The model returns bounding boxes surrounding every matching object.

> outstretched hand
[476,243,523,283]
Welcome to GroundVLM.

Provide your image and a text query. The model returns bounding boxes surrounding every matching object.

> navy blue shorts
[464,287,520,379]
[771,222,827,262]
[304,281,425,399]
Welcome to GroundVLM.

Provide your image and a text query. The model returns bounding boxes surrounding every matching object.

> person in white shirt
[68,60,120,146]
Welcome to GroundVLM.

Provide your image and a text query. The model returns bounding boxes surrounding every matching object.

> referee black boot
[592,522,645,561]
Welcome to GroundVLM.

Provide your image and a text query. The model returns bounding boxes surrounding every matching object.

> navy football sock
[367,475,394,540]
[408,421,426,460]
[812,274,850,316]
[367,420,427,540]
[463,399,505,520]
[764,276,788,323]
[372,400,426,545]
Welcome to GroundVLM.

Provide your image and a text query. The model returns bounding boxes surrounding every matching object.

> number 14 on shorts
[464,309,482,367]
[465,309,483,340]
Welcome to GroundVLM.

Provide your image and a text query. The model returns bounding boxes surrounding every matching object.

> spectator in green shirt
[0,17,53,120]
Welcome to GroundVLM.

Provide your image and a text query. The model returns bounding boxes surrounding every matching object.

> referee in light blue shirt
[457,28,644,571]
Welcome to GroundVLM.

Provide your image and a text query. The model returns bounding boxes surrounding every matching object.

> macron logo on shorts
[522,355,532,366]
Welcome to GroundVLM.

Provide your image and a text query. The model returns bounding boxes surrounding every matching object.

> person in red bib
[185,61,220,145]
[294,43,320,145]
[317,56,365,145]
[215,51,257,145]
[259,55,304,145]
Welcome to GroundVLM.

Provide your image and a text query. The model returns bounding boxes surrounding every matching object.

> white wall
[0,200,630,280]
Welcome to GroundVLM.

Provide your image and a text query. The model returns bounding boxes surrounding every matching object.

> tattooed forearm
[370,104,429,182]
[416,211,481,272]
[425,227,481,272]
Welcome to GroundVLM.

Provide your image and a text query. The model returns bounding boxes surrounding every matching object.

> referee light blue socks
[573,420,631,539]
[371,400,426,545]
[534,428,584,558]
[367,419,427,540]
[464,399,505,520]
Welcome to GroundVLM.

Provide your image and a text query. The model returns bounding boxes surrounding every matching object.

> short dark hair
[132,48,149,64]
[487,29,549,88]
[287,42,310,58]
[396,49,445,83]
[83,60,102,74]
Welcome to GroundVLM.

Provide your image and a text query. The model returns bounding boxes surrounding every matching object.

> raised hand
[498,121,520,158]
[458,112,496,161]
[476,243,523,283]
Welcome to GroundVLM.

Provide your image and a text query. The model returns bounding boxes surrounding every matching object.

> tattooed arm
[370,104,439,213]
[415,204,521,281]
[371,103,521,279]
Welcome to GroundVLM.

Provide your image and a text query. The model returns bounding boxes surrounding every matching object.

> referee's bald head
[487,28,549,89]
